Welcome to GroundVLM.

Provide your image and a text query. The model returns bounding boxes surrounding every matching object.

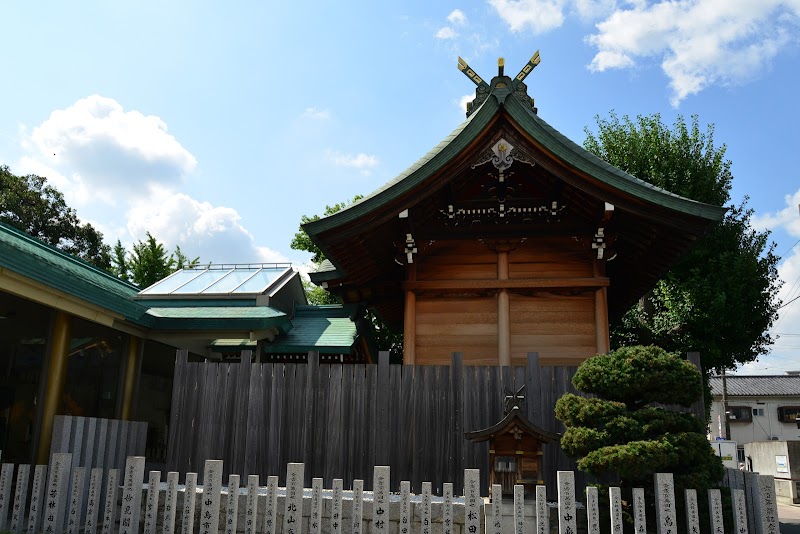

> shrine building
[305,54,726,366]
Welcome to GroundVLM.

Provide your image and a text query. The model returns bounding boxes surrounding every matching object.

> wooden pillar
[593,261,610,354]
[37,310,73,464]
[497,251,511,366]
[120,335,141,421]
[403,263,417,365]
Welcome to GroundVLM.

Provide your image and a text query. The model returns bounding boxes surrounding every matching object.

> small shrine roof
[464,406,560,444]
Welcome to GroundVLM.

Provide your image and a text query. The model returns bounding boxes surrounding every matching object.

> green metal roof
[146,306,292,331]
[0,222,153,326]
[303,81,726,242]
[263,305,358,354]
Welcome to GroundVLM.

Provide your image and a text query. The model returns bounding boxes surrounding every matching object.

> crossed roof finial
[457,51,541,90]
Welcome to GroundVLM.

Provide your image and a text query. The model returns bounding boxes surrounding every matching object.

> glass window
[139,269,206,294]
[0,291,51,463]
[778,406,800,423]
[233,268,287,294]
[203,269,260,293]
[728,406,752,422]
[172,269,232,294]
[752,408,765,417]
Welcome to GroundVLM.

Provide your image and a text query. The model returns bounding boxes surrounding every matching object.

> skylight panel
[233,267,287,294]
[172,268,232,294]
[139,268,206,294]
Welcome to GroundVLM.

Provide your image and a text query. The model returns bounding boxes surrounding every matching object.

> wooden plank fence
[167,351,585,494]
[0,454,782,534]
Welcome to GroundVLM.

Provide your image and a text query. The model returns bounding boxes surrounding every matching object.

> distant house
[709,373,800,464]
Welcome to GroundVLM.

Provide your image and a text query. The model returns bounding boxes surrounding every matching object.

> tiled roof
[264,305,358,354]
[709,375,800,397]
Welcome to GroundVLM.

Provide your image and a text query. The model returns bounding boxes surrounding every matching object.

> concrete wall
[743,440,800,503]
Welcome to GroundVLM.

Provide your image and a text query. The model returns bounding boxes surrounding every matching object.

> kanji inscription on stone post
[632,487,646,534]
[199,460,223,534]
[422,482,433,534]
[27,464,47,534]
[84,468,103,534]
[0,463,14,531]
[586,486,599,534]
[163,472,179,534]
[372,467,389,534]
[67,466,86,534]
[181,472,197,534]
[263,475,278,534]
[352,479,364,534]
[143,471,161,534]
[609,487,622,534]
[684,489,699,534]
[557,471,577,534]
[513,484,525,534]
[283,464,304,534]
[732,488,748,534]
[490,484,502,534]
[654,473,677,534]
[757,475,779,534]
[708,488,724,534]
[399,481,411,534]
[120,456,145,534]
[44,452,71,534]
[331,479,343,534]
[10,464,30,532]
[535,485,548,534]
[310,478,322,534]
[443,482,454,534]
[244,475,258,534]
[225,474,240,534]
[464,469,481,534]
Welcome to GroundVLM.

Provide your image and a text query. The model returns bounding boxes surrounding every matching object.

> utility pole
[721,367,731,440]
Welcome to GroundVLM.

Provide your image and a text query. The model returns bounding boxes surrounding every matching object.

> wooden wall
[410,238,602,366]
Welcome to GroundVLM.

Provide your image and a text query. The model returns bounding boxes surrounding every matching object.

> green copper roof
[146,306,291,331]
[0,222,153,326]
[304,83,726,242]
[263,305,358,354]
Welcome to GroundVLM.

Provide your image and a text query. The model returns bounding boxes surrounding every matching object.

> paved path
[780,503,800,533]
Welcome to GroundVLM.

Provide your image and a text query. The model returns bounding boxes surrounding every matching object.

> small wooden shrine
[465,388,559,495]
[305,53,726,366]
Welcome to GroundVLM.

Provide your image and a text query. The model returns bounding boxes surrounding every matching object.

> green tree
[584,113,781,371]
[292,195,403,361]
[555,346,724,524]
[112,233,199,288]
[0,165,111,269]
[290,196,363,264]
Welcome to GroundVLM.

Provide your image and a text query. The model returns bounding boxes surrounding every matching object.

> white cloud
[753,189,800,238]
[447,9,468,25]
[302,107,330,120]
[27,95,196,197]
[458,93,474,114]
[126,189,264,264]
[325,150,379,175]
[435,26,458,39]
[586,0,800,105]
[489,0,567,34]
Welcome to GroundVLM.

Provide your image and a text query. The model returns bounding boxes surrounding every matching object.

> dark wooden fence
[166,351,584,495]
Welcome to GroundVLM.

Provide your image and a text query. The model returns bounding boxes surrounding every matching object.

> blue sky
[1,1,799,373]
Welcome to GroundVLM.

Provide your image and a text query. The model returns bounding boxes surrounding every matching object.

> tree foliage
[0,165,111,269]
[292,195,403,361]
[584,113,781,371]
[555,345,723,490]
[112,233,199,288]
[290,196,363,264]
